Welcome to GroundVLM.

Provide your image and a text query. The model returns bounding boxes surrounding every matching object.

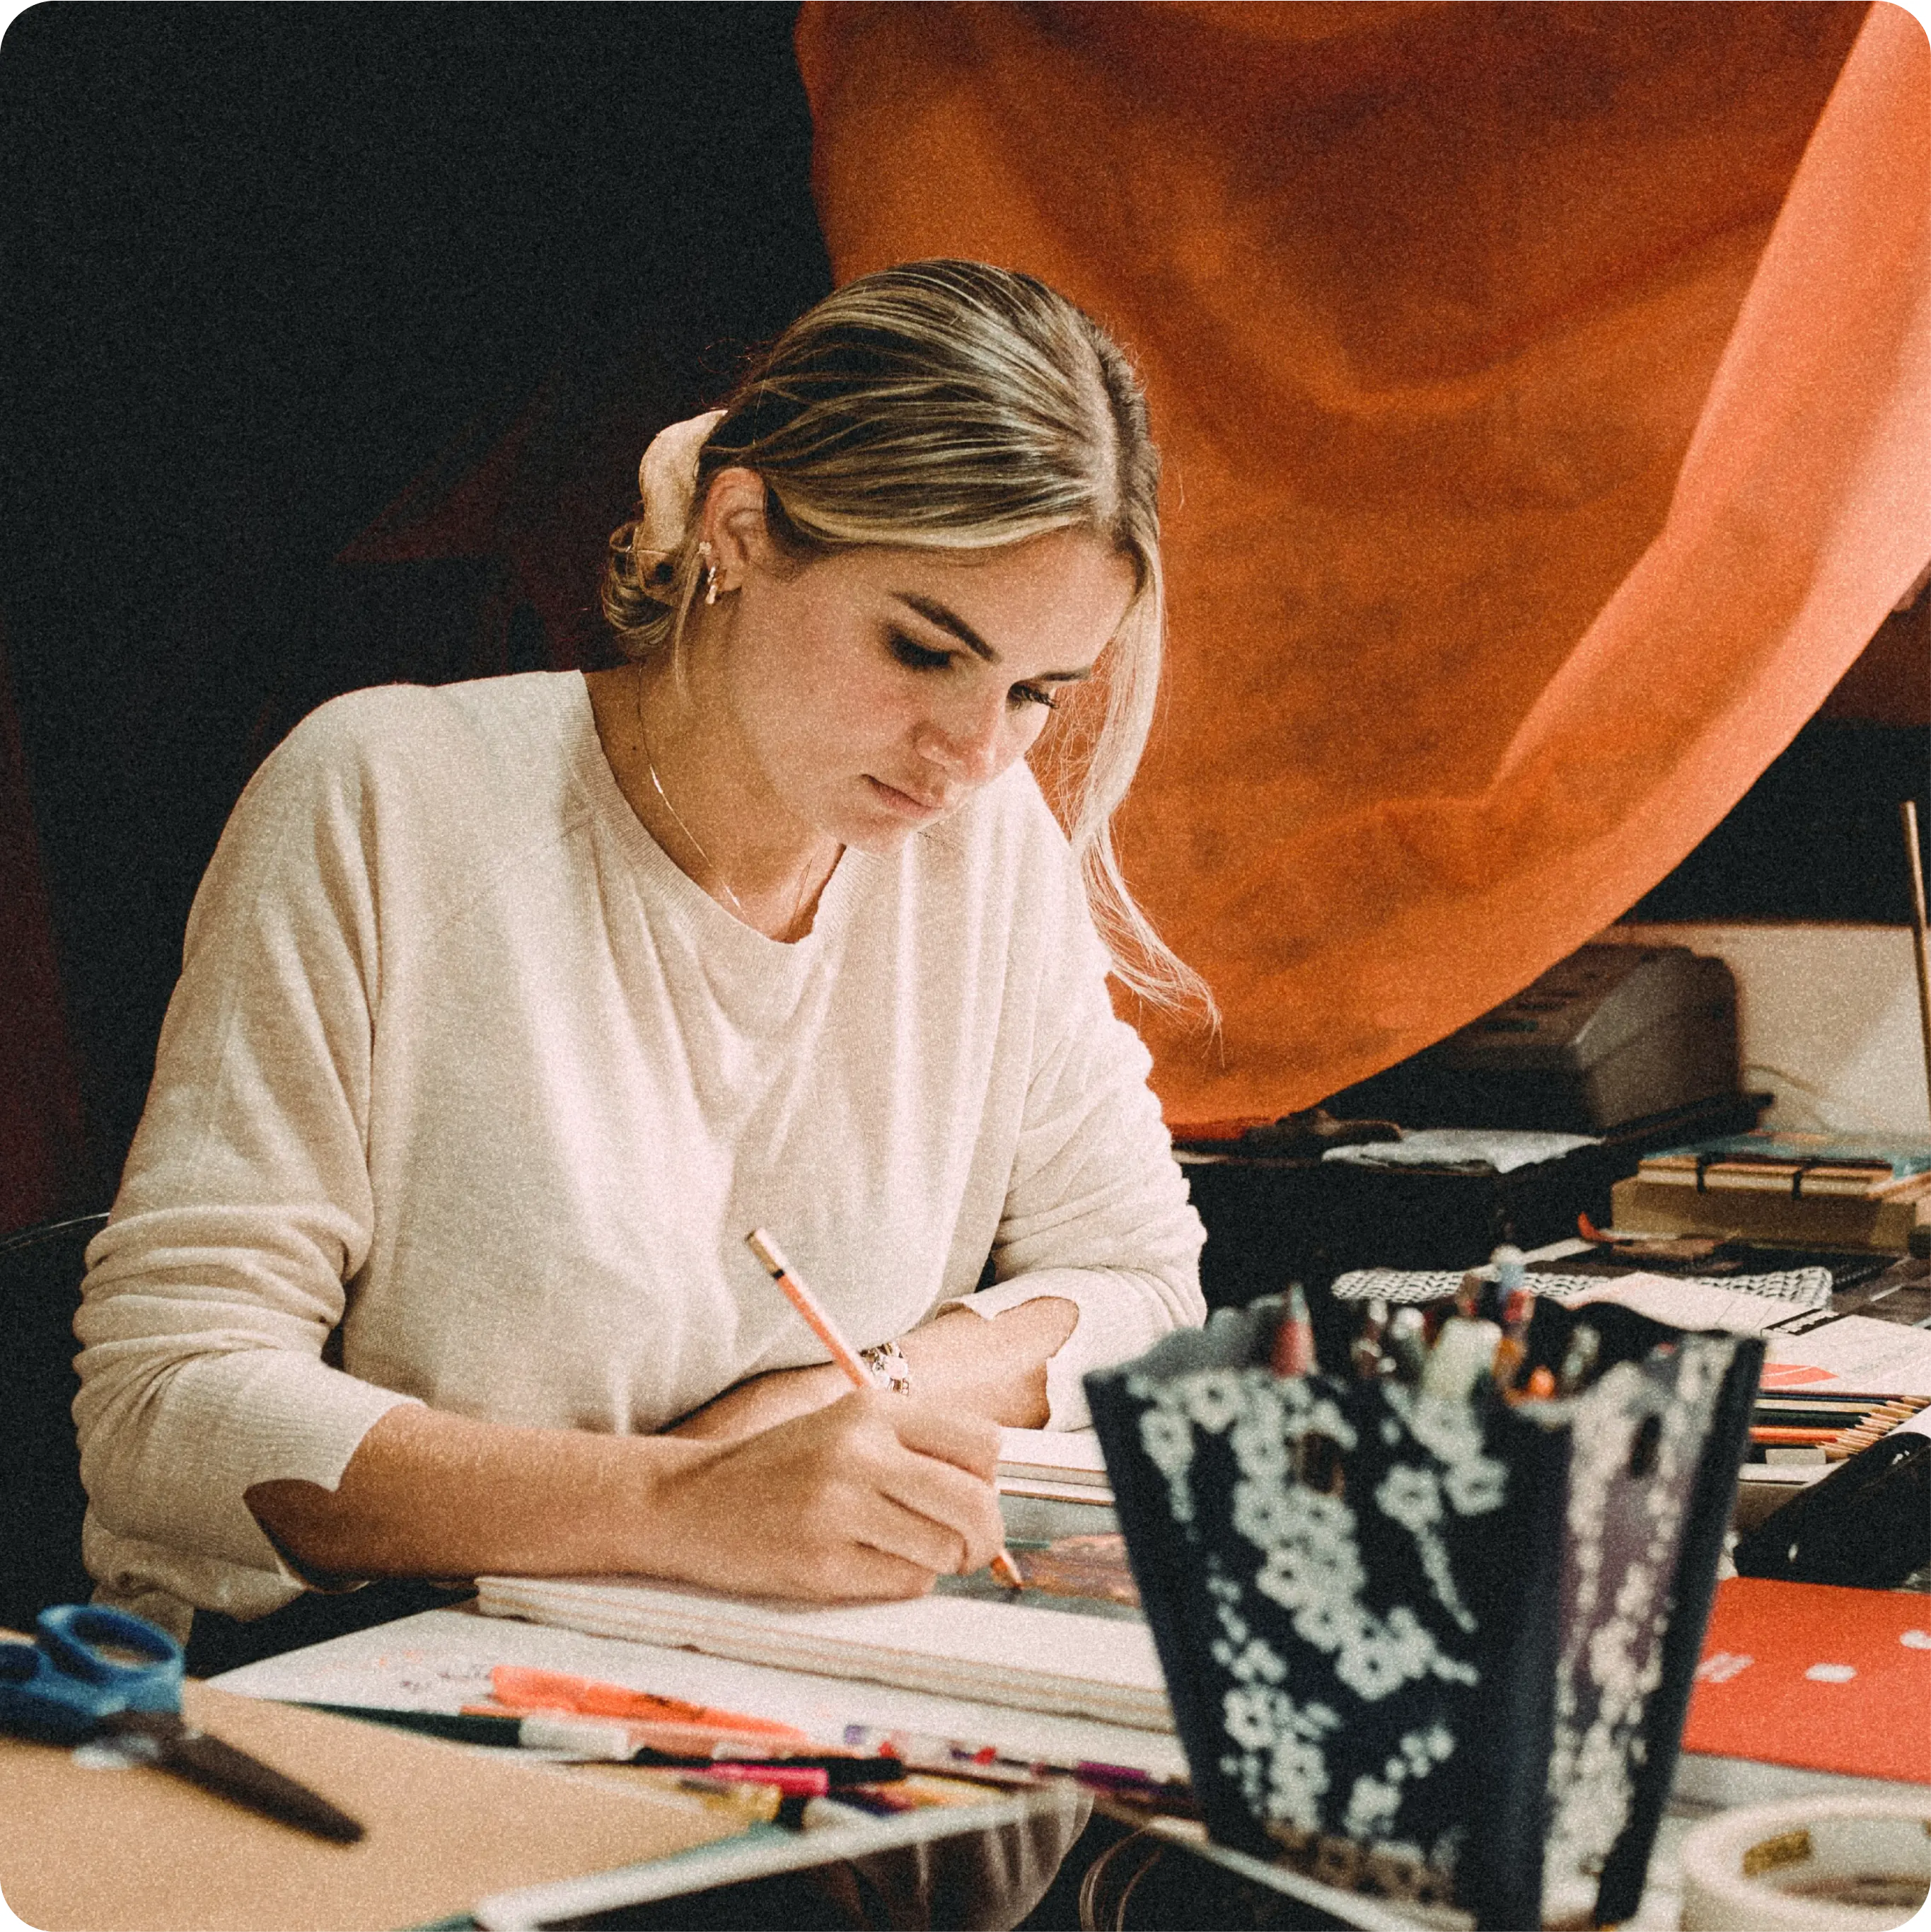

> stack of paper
[1559,1272,1826,1334]
[1761,1310,1931,1397]
[473,1575,1173,1732]
[996,1426,1112,1502]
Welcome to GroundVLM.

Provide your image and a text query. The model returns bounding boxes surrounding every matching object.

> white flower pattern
[1108,1309,1744,1926]
[1125,1356,1513,1880]
[1104,1298,1753,1932]
[1538,1336,1735,1921]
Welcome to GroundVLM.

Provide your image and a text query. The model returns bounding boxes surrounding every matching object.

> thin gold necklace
[634,680,818,935]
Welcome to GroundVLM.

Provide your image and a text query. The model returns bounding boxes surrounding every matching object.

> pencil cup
[1086,1295,1761,1931]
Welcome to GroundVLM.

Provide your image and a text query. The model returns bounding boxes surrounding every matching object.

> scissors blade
[106,1711,364,1844]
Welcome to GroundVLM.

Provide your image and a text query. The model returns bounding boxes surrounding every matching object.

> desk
[1097,1752,1931,1932]
[206,1599,1930,1932]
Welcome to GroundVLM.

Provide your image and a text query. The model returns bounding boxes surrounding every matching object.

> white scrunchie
[632,408,726,579]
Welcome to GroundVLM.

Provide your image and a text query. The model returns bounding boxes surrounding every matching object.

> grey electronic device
[1327,943,1740,1133]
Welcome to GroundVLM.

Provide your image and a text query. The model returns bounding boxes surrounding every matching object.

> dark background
[1,4,830,1201]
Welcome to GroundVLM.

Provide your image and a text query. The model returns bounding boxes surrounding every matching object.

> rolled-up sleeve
[74,718,419,1621]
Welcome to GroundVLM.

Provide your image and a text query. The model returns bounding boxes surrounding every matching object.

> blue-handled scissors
[0,1604,363,1842]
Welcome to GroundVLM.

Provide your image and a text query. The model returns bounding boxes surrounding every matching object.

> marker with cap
[1384,1307,1429,1385]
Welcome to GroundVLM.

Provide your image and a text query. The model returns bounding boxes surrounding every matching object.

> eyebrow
[895,593,999,662]
[893,593,1096,682]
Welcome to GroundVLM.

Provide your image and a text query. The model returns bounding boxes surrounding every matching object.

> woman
[74,260,1210,1653]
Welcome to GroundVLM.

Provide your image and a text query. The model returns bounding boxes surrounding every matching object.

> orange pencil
[746,1227,874,1386]
[745,1227,1026,1592]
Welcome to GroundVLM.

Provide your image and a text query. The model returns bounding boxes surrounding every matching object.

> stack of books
[1610,1130,1931,1249]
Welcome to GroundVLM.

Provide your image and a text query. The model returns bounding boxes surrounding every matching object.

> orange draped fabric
[797,1,1931,1123]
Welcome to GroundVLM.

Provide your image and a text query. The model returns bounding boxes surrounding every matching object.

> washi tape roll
[1680,1795,1931,1931]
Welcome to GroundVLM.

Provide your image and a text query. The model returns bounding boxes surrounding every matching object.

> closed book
[1703,1160,1804,1193]
[1611,1173,1931,1251]
[1637,1132,1931,1204]
[1799,1164,1931,1199]
[1635,1154,1701,1185]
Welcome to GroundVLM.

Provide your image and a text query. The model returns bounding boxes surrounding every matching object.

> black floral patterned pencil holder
[1086,1296,1761,1931]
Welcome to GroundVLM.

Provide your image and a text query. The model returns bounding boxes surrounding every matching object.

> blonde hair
[603,260,1212,1019]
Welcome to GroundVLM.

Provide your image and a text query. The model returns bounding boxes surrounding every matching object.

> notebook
[997,1425,1111,1498]
[1681,1576,1931,1784]
[473,1574,1171,1731]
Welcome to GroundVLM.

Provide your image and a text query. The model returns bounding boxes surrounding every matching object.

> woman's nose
[917,696,1008,783]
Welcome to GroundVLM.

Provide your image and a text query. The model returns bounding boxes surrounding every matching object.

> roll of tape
[1680,1795,1931,1932]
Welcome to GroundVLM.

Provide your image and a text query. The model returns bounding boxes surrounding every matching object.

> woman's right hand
[638,1389,1007,1602]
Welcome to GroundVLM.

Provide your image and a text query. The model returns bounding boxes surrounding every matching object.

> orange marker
[746,1228,1026,1592]
[1270,1283,1316,1377]
[487,1665,805,1736]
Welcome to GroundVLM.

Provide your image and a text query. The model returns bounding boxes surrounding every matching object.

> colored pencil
[746,1228,874,1387]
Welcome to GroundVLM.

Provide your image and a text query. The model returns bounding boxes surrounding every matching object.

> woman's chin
[835,818,927,858]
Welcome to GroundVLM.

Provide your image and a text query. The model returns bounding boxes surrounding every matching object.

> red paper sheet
[1682,1576,1931,1783]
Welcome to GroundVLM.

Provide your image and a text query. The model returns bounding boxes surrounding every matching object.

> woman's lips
[865,775,949,819]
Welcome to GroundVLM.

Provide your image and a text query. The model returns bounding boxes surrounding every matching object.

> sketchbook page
[472,1576,1173,1731]
[1560,1272,1822,1334]
[997,1426,1109,1485]
[214,1606,1190,1781]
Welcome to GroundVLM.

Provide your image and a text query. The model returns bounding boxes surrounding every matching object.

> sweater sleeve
[941,843,1207,1430]
[74,710,421,1620]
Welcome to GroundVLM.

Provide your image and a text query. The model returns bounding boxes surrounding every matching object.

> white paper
[472,1576,1172,1731]
[1761,1312,1931,1396]
[997,1426,1108,1482]
[1321,1128,1599,1174]
[1562,1272,1816,1334]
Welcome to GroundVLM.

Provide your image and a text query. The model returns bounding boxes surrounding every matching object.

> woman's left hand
[666,1295,1079,1439]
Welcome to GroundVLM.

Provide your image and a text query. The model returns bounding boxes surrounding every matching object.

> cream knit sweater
[75,673,1205,1630]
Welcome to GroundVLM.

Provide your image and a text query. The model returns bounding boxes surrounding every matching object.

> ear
[697,468,773,593]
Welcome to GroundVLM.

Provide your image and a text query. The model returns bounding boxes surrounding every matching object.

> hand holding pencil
[644,1363,1009,1602]
[748,1229,1026,1592]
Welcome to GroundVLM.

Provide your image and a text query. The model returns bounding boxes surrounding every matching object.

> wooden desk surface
[0,1675,739,1932]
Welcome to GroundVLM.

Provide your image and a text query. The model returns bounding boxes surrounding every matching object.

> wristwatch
[859,1340,912,1395]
